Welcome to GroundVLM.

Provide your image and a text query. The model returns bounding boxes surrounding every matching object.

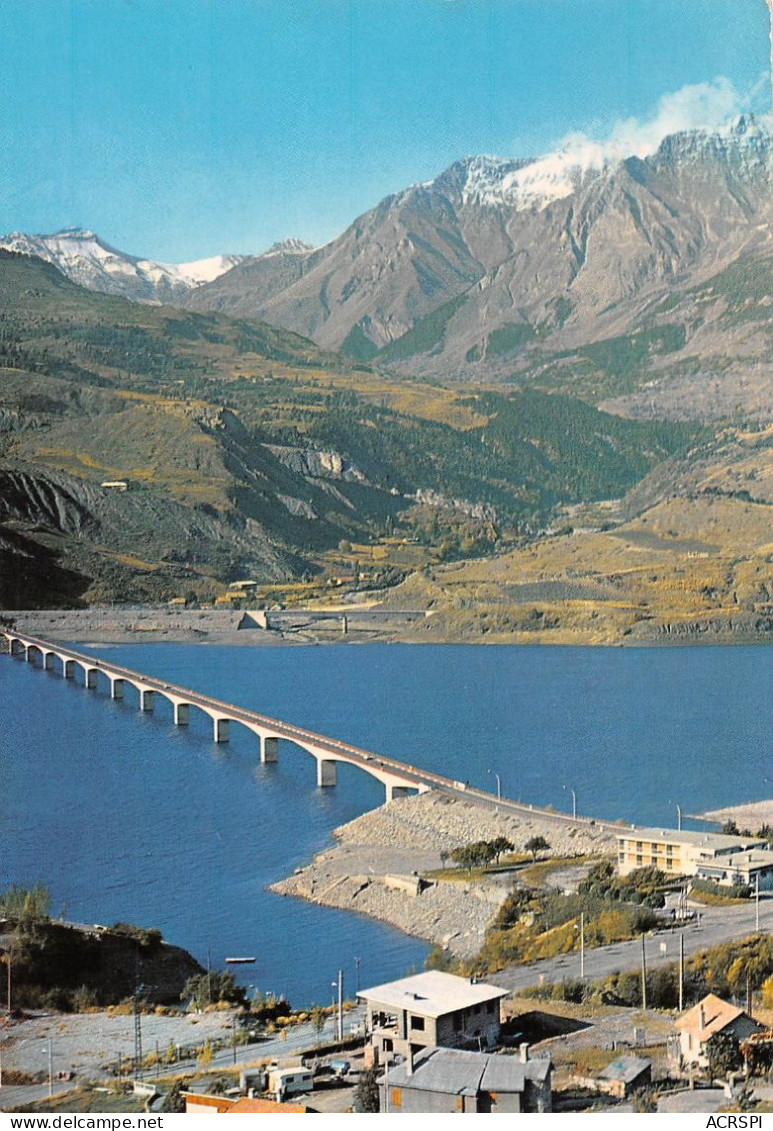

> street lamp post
[487,769,501,801]
[564,785,577,819]
[354,956,361,995]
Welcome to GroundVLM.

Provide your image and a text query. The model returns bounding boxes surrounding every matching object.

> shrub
[690,878,751,901]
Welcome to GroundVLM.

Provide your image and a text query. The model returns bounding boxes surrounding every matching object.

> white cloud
[552,78,746,172]
[494,79,750,208]
[464,78,756,209]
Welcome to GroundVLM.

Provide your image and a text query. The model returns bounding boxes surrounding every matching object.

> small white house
[674,994,763,1072]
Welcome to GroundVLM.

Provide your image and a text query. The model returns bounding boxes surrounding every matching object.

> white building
[359,971,508,1063]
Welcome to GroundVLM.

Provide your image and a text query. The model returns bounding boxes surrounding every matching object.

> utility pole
[133,994,143,1079]
[47,1036,53,1098]
[678,932,684,1013]
[756,874,760,932]
[640,934,647,1010]
[354,956,361,995]
[336,970,343,1044]
[580,913,585,979]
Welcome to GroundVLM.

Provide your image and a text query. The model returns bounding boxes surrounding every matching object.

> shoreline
[8,605,773,649]
[699,799,773,829]
[7,608,773,962]
[269,791,617,959]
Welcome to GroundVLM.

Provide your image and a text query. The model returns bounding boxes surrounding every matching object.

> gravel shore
[270,792,617,959]
[700,799,773,829]
[1,607,286,645]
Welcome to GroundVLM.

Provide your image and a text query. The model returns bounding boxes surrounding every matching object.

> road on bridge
[2,630,625,833]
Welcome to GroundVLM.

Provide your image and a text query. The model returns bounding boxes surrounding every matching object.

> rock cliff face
[183,118,773,402]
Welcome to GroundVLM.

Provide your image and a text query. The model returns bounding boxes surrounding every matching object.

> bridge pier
[0,631,452,807]
[386,784,413,803]
[317,759,337,788]
[260,736,278,764]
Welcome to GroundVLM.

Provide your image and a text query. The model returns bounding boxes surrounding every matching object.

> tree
[705,1031,742,1081]
[728,947,769,1014]
[357,1066,380,1113]
[181,971,247,1010]
[525,836,550,862]
[489,837,514,864]
[762,974,773,1011]
[310,1006,327,1043]
[161,1080,186,1113]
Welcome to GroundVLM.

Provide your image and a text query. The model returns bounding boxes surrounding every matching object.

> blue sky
[0,0,768,261]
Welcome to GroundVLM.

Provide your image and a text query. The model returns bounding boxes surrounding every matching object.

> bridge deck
[2,630,624,831]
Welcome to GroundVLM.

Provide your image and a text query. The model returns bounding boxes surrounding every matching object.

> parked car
[328,1059,351,1078]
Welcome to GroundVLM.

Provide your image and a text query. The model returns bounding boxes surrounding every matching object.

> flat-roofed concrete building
[381,1045,552,1114]
[616,827,766,878]
[359,971,508,1062]
[695,846,773,891]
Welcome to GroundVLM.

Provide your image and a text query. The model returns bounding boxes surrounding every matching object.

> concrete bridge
[1,630,626,834]
[0,630,445,802]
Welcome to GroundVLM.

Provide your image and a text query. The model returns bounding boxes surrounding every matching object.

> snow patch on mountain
[263,238,315,256]
[0,228,245,299]
[455,150,599,209]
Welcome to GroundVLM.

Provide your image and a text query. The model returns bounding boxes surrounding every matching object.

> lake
[2,641,770,1006]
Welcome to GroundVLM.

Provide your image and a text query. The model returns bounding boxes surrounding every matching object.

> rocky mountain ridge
[0,228,245,303]
[180,117,773,413]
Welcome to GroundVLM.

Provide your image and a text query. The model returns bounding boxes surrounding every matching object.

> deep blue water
[2,642,772,1006]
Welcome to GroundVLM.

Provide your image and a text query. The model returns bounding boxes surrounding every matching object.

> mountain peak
[0,229,243,301]
[265,238,315,256]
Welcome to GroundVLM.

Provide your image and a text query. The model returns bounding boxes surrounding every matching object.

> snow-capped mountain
[9,117,773,402]
[0,229,244,302]
[184,115,773,385]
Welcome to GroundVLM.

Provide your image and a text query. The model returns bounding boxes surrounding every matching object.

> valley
[3,119,773,637]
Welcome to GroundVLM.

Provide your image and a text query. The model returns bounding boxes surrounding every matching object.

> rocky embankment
[270,792,617,959]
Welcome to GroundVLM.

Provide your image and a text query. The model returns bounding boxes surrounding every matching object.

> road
[3,631,625,834]
[495,894,773,993]
[0,1006,367,1111]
